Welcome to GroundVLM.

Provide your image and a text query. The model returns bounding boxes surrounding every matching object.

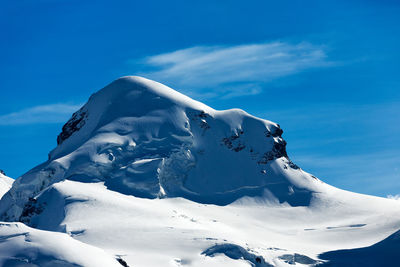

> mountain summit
[1,77,399,267]
[1,76,323,221]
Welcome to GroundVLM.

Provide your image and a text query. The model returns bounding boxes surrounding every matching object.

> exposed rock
[271,125,284,137]
[258,139,288,165]
[116,257,129,267]
[57,108,88,145]
[189,110,211,133]
[287,160,300,170]
[19,197,44,225]
[222,130,246,152]
[196,110,210,119]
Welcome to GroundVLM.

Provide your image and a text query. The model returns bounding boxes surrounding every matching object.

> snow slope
[319,229,400,266]
[0,222,123,267]
[0,171,13,199]
[0,76,399,266]
[2,179,399,266]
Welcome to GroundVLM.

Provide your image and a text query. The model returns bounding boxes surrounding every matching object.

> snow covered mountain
[0,76,399,267]
[0,76,320,221]
[0,170,13,199]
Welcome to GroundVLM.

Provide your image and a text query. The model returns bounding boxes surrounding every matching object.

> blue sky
[0,0,399,197]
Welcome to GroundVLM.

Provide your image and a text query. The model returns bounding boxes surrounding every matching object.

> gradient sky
[1,0,399,197]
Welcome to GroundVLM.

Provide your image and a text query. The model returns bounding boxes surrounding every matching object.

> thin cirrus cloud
[0,104,81,126]
[139,41,333,98]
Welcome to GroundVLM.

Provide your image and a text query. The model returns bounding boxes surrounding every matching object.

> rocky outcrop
[57,108,88,145]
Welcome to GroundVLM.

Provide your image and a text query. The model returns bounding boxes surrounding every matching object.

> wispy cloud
[137,42,332,98]
[0,104,81,125]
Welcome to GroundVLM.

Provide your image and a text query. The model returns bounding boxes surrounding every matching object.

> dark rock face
[0,169,5,176]
[219,124,292,166]
[19,197,44,225]
[287,160,300,170]
[264,125,283,138]
[196,110,210,119]
[271,125,284,137]
[272,139,288,158]
[222,130,246,152]
[257,125,301,171]
[116,257,130,267]
[258,136,288,164]
[57,108,88,145]
[189,110,211,134]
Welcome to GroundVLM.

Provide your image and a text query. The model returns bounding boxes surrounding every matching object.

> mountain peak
[1,77,320,221]
[52,76,212,158]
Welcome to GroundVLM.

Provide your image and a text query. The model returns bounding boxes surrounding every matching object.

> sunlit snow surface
[1,77,400,266]
[0,173,13,199]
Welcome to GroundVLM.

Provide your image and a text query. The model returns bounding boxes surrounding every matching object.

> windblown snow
[0,76,399,267]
